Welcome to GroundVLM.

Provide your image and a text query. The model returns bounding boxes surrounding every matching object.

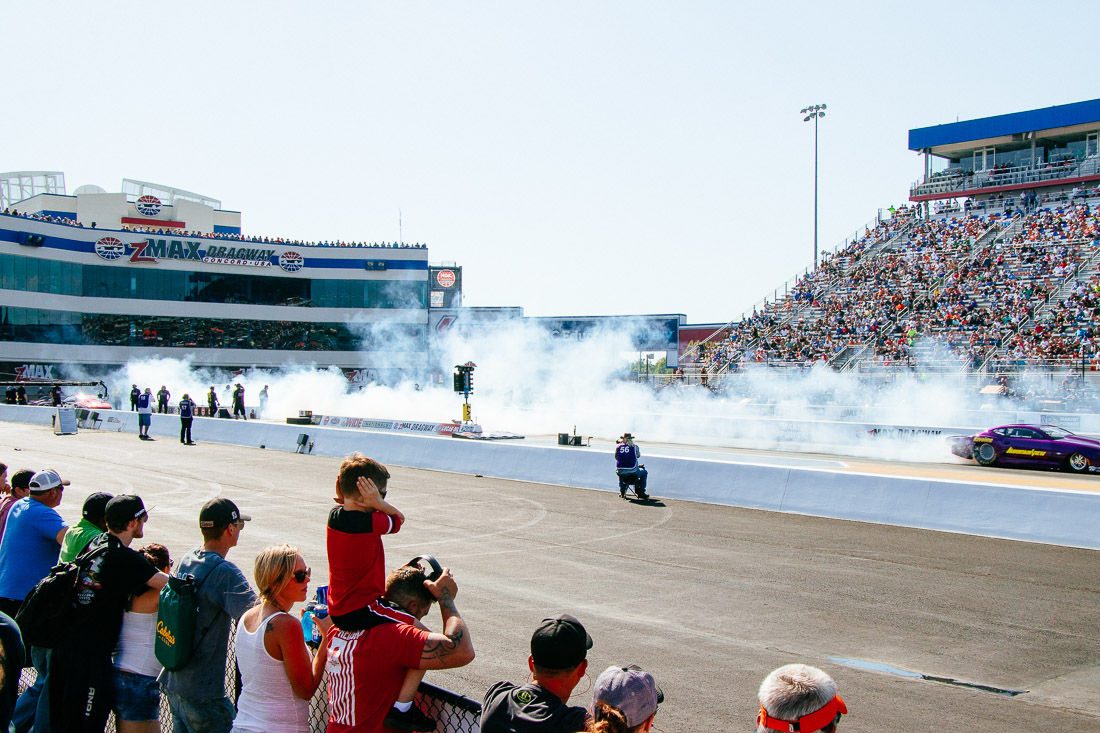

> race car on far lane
[948,424,1100,474]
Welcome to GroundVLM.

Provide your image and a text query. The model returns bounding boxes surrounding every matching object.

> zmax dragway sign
[95,237,276,267]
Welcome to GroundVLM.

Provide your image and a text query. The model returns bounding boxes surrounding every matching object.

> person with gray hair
[757,664,847,733]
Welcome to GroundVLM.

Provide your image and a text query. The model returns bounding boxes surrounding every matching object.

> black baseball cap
[199,498,251,528]
[531,614,593,669]
[82,492,115,523]
[105,495,148,525]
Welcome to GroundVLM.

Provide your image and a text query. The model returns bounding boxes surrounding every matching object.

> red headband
[758,695,846,733]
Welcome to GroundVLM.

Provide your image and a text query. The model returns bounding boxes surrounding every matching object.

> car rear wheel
[974,443,998,466]
[1066,453,1090,474]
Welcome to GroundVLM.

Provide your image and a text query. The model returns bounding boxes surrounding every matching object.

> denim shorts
[113,668,161,722]
[138,413,151,426]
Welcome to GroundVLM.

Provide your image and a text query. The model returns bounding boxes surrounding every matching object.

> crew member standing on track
[207,386,219,418]
[614,433,649,500]
[258,385,269,418]
[130,384,140,411]
[232,383,247,420]
[137,388,153,440]
[157,385,171,414]
[15,385,26,405]
[179,393,197,445]
[50,385,62,407]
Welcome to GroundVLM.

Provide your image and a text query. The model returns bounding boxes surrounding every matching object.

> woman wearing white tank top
[231,544,330,733]
[112,543,173,733]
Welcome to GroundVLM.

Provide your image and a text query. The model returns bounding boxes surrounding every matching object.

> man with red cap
[757,664,847,733]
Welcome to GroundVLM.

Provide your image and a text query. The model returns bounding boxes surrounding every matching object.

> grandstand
[680,99,1100,393]
[0,175,432,378]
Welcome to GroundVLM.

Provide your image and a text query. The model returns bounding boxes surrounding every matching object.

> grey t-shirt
[160,548,257,700]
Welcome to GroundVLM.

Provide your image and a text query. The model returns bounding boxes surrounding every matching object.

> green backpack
[155,560,220,671]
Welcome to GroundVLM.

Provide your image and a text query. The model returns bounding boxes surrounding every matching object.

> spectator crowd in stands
[685,195,1100,378]
[1,207,426,249]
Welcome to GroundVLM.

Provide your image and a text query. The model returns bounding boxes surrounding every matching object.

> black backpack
[15,543,108,648]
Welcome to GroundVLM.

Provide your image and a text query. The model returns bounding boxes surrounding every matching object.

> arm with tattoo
[418,570,475,670]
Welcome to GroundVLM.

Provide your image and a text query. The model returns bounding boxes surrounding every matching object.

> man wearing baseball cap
[480,614,593,733]
[757,664,847,733]
[590,665,664,733]
[59,491,114,562]
[49,494,169,731]
[0,469,69,733]
[161,498,257,733]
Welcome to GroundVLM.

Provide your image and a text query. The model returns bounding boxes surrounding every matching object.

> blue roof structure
[909,98,1100,151]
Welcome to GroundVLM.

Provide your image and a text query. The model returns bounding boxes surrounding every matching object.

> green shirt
[59,518,104,562]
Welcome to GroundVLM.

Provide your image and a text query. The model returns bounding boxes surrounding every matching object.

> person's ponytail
[587,701,631,733]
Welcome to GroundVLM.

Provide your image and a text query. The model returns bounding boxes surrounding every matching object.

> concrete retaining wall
[5,405,1097,550]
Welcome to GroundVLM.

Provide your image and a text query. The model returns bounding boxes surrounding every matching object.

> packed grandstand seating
[686,196,1100,376]
[0,208,426,248]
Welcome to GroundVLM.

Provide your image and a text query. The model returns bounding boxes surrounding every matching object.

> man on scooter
[614,433,649,499]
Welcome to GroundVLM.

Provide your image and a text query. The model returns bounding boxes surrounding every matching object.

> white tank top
[112,610,162,678]
[231,610,311,733]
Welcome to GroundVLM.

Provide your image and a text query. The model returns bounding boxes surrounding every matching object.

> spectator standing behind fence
[59,491,113,561]
[0,609,25,731]
[230,545,329,733]
[587,665,663,733]
[49,495,169,732]
[179,394,197,445]
[112,543,172,733]
[326,454,424,729]
[325,564,474,733]
[757,664,847,733]
[0,469,69,733]
[480,614,592,733]
[0,468,32,550]
[161,498,258,733]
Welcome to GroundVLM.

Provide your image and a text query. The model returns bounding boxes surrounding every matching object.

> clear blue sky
[4,1,1093,324]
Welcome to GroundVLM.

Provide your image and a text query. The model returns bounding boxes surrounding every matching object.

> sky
[3,1,1096,325]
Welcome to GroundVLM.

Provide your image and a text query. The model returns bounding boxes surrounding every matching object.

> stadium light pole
[801,104,826,269]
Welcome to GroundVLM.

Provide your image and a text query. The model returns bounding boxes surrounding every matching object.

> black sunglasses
[292,567,311,583]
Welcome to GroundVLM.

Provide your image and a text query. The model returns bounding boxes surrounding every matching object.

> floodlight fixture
[801,103,827,268]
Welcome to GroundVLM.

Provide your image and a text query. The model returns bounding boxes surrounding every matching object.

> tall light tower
[801,104,826,269]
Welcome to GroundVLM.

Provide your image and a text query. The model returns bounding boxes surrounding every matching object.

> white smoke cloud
[53,318,1054,465]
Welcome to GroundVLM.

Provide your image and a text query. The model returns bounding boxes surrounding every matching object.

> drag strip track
[1,423,1096,731]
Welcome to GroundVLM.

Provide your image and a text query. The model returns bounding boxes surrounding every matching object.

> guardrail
[16,633,483,733]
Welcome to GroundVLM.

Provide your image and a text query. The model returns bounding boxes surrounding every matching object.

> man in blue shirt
[0,469,69,733]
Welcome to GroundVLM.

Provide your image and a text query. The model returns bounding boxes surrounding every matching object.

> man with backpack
[0,469,69,733]
[160,498,257,733]
[48,494,168,732]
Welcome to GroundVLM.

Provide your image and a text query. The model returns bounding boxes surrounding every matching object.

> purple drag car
[948,424,1100,474]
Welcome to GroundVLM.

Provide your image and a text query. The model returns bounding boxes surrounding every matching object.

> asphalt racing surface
[2,423,1097,731]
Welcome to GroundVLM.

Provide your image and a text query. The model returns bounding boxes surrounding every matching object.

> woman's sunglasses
[292,567,311,583]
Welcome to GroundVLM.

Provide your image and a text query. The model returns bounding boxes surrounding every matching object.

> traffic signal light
[453,373,463,392]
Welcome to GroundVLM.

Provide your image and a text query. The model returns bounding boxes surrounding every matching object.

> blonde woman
[231,545,329,733]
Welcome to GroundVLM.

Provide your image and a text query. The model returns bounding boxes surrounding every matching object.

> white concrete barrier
[4,405,1097,550]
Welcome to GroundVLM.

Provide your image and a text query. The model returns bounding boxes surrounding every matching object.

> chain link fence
[18,634,482,733]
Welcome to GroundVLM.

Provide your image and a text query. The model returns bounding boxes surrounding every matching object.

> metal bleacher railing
[17,633,483,733]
